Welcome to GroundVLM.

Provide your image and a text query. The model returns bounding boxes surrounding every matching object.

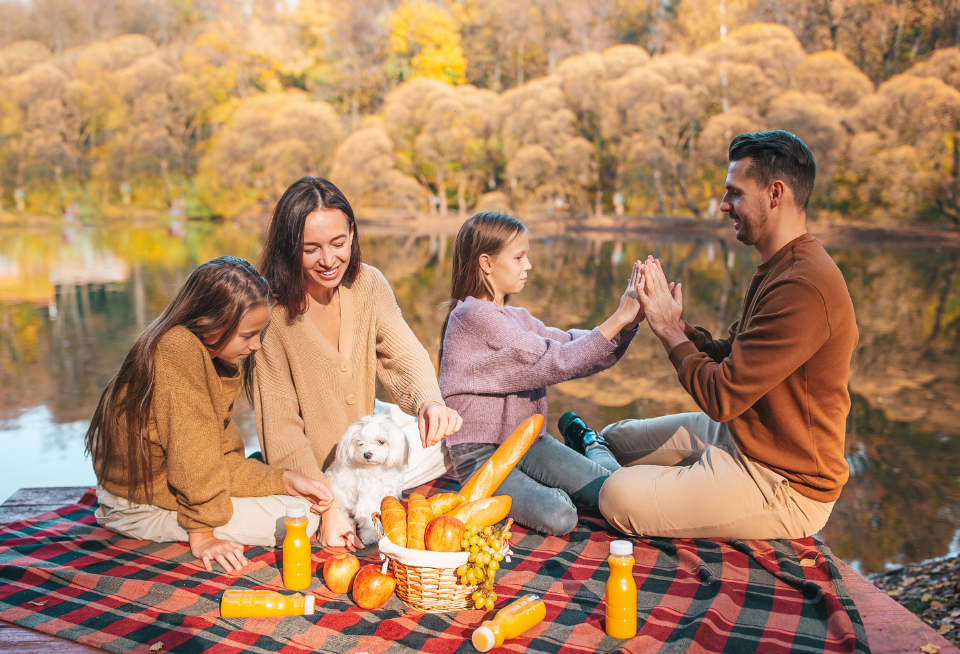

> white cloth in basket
[377,536,513,568]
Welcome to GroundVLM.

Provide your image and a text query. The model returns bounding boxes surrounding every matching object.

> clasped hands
[622,256,689,352]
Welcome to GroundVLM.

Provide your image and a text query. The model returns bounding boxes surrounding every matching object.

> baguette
[380,496,406,546]
[446,495,512,530]
[428,492,465,517]
[405,493,434,550]
[459,415,544,502]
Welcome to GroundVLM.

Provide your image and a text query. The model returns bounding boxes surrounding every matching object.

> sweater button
[346,394,356,405]
[340,361,349,372]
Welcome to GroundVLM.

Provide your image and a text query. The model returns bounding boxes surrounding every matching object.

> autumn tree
[196,91,344,217]
[388,1,467,85]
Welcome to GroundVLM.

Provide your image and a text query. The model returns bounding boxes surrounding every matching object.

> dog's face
[335,412,410,470]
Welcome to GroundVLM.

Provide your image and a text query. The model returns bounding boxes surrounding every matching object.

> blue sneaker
[558,411,608,455]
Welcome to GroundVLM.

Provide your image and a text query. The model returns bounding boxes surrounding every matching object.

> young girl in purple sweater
[439,212,642,536]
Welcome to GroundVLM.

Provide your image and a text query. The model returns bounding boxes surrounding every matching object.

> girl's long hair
[438,212,527,368]
[258,176,362,319]
[84,256,272,501]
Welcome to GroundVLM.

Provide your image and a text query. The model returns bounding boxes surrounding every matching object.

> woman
[252,177,463,550]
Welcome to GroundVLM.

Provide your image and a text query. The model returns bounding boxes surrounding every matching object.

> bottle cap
[304,594,315,615]
[610,540,633,556]
[471,625,496,652]
[286,503,307,518]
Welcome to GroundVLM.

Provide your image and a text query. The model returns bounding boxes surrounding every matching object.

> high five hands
[636,256,690,353]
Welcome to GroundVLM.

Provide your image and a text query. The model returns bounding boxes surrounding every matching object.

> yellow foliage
[389,1,466,84]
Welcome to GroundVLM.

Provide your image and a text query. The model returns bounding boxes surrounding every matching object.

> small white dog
[325,412,410,546]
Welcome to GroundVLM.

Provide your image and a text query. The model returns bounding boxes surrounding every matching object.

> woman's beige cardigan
[252,264,444,490]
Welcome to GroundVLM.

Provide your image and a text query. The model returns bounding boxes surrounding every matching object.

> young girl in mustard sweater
[86,257,334,574]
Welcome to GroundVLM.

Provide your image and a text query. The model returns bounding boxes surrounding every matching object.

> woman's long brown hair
[84,256,272,502]
[438,212,527,368]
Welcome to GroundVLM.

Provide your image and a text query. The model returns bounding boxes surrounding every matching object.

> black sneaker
[558,411,608,455]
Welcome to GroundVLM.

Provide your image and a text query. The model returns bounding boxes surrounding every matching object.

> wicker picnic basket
[372,512,513,613]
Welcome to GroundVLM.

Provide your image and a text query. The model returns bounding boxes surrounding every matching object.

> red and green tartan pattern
[0,477,869,653]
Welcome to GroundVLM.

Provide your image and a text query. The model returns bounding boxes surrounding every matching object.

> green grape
[468,552,477,563]
[475,598,485,610]
[457,563,469,576]
[484,580,494,590]
[472,590,482,601]
[492,551,504,562]
[488,560,499,571]
[468,535,480,546]
[484,596,495,610]
[493,530,502,539]
[491,539,501,550]
[481,545,491,554]
[489,591,497,602]
[487,568,496,580]
[466,569,477,584]
[470,545,481,554]
[460,539,469,550]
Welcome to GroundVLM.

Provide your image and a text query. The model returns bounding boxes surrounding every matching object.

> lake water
[1,218,958,574]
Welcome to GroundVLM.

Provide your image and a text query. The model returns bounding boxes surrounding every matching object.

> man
[560,131,858,538]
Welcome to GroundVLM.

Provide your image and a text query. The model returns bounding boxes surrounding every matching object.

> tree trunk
[494,39,503,92]
[438,170,448,216]
[676,162,700,218]
[458,173,467,217]
[653,169,665,216]
[517,40,525,87]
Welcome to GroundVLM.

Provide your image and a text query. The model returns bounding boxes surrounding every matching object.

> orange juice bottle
[220,589,315,617]
[605,540,637,639]
[471,594,546,652]
[282,503,312,590]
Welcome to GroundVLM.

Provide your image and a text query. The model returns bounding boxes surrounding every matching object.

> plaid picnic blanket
[0,476,869,654]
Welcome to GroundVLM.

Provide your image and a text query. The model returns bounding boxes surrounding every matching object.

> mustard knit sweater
[252,264,444,484]
[97,326,287,532]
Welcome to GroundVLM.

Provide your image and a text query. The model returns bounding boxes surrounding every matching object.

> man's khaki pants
[95,488,320,547]
[598,412,834,539]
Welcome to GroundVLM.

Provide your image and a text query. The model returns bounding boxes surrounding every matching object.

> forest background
[4,0,960,226]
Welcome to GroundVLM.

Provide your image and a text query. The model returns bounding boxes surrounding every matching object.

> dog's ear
[335,423,360,465]
[383,422,411,470]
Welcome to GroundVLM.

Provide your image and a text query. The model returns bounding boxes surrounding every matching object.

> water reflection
[1,221,958,573]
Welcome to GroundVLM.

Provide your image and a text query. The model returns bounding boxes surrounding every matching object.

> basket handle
[372,511,385,540]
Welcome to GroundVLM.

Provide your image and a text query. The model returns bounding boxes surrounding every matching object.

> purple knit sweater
[440,297,637,446]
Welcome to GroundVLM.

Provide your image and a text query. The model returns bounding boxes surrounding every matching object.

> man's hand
[318,508,362,550]
[188,531,249,573]
[283,470,334,514]
[418,402,463,448]
[638,258,688,353]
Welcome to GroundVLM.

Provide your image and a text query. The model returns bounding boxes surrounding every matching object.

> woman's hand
[318,507,362,550]
[599,261,643,340]
[283,470,335,514]
[418,402,463,448]
[188,531,248,573]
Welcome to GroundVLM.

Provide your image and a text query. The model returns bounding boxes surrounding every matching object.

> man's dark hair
[728,131,817,210]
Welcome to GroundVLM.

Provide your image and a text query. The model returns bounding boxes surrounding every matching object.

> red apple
[424,516,465,552]
[353,564,396,609]
[322,552,361,594]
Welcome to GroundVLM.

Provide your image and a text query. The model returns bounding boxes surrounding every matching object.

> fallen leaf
[939,624,952,634]
[903,576,917,586]
[27,600,47,607]
[920,644,941,653]
[799,558,816,567]
[149,643,163,652]
[887,589,899,597]
[922,593,933,602]
[931,601,944,610]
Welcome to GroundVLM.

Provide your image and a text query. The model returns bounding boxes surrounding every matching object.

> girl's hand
[283,470,334,514]
[188,531,249,573]
[599,262,643,340]
[319,508,362,550]
[418,402,463,448]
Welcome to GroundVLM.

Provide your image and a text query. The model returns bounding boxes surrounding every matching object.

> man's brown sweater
[667,234,858,503]
[98,326,287,532]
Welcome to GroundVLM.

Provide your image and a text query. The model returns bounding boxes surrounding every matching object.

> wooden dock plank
[835,558,960,654]
[0,487,89,525]
[2,487,959,653]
